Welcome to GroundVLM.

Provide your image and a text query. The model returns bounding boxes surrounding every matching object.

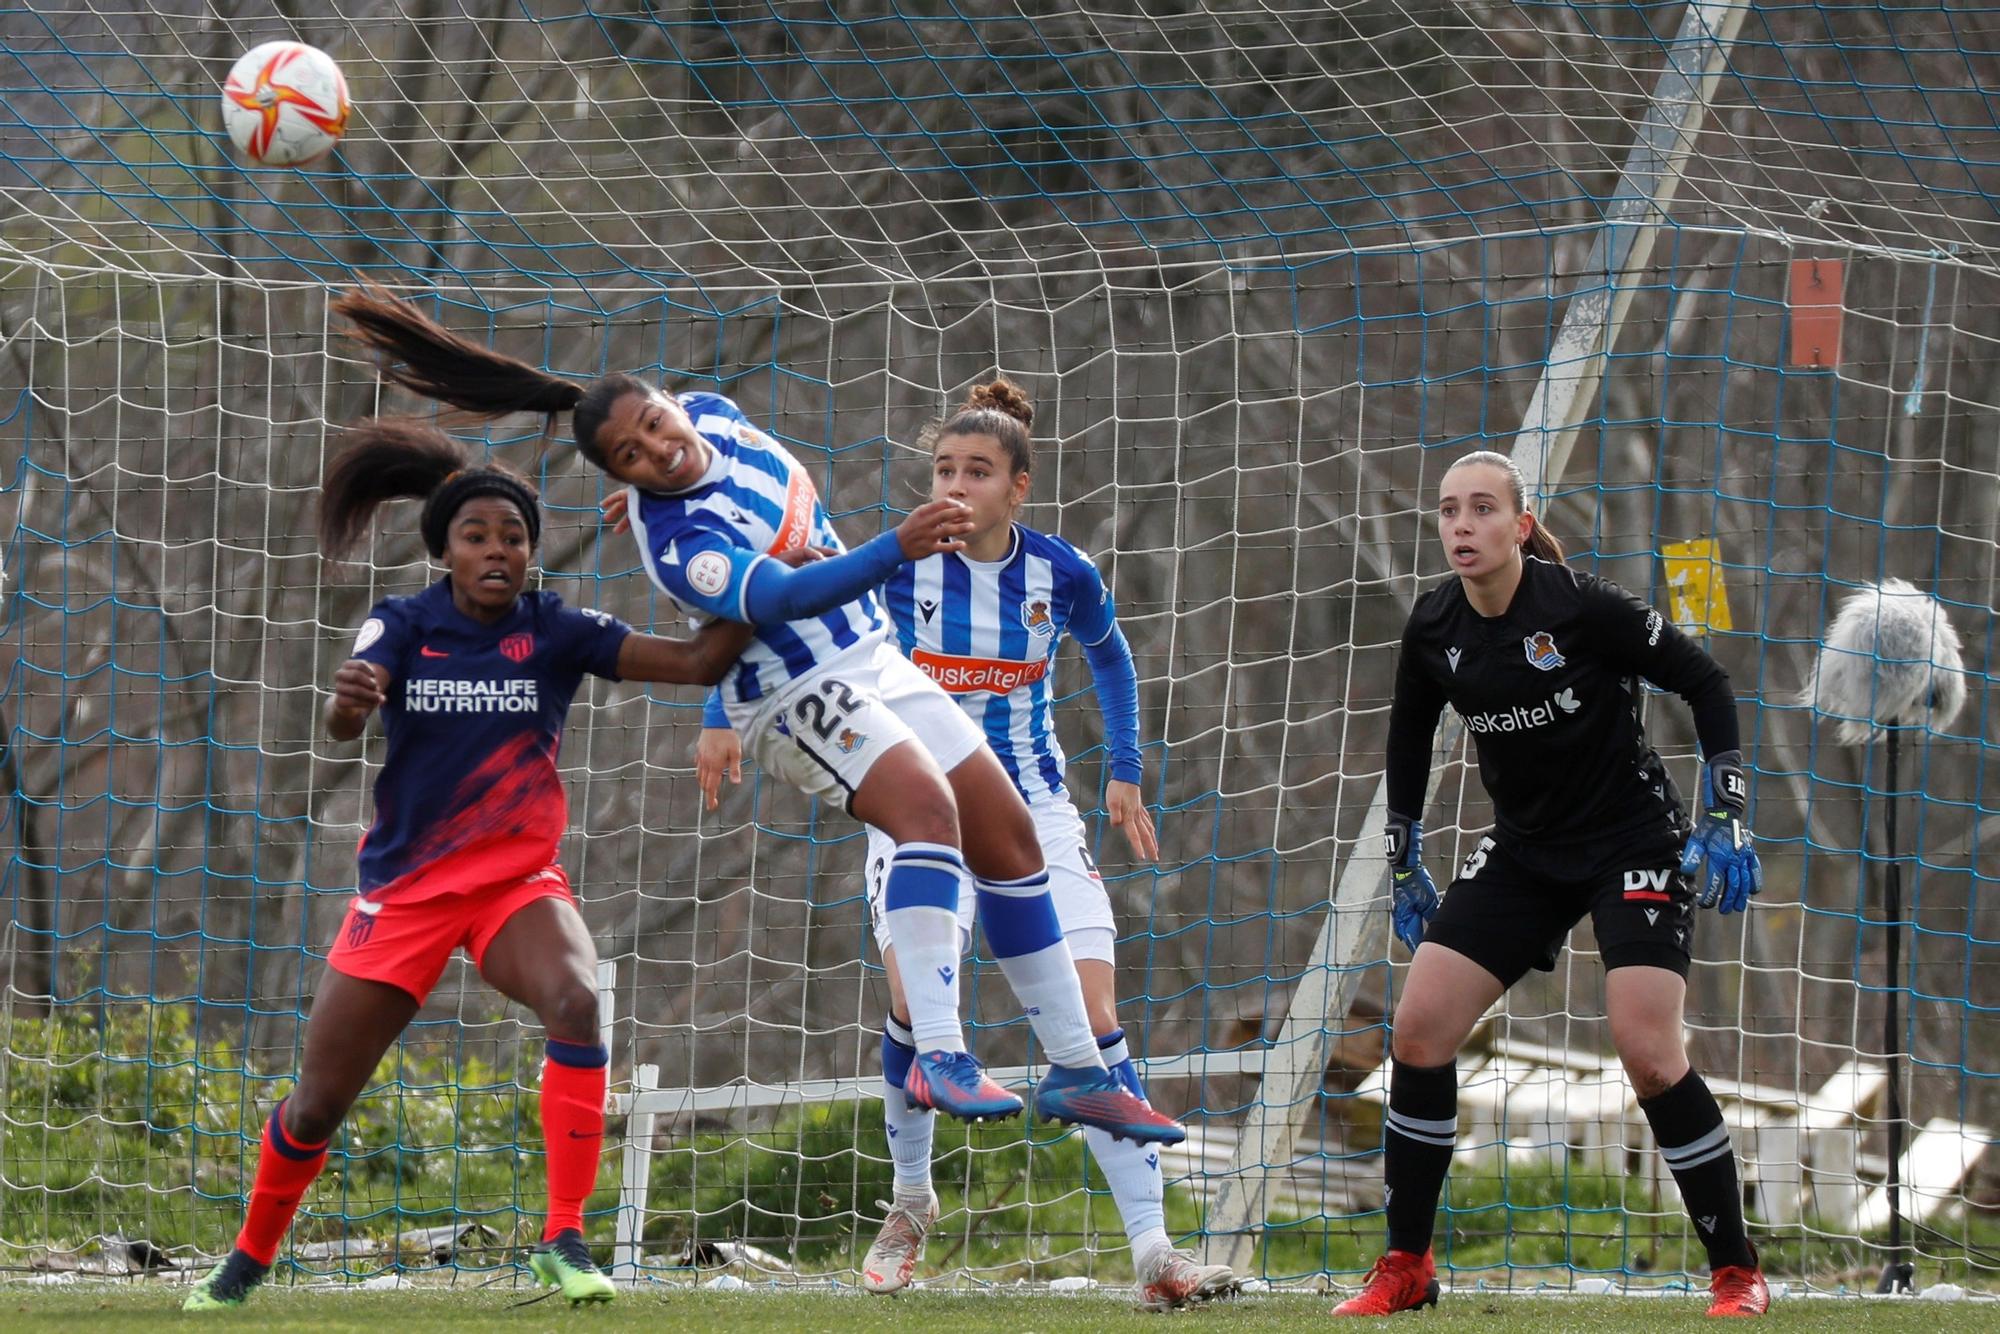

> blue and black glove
[1679,749,1763,914]
[1385,813,1439,952]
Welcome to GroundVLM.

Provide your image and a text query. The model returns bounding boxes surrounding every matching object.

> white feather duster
[1800,578,1967,745]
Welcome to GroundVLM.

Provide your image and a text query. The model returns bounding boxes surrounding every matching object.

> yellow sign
[1660,539,1734,635]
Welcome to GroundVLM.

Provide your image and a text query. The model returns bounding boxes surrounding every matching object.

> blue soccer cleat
[904,1050,1024,1122]
[1033,1064,1187,1145]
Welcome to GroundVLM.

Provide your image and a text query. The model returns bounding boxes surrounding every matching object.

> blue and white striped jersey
[879,524,1132,803]
[625,392,883,707]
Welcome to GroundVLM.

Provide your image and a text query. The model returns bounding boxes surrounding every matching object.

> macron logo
[1461,688,1581,734]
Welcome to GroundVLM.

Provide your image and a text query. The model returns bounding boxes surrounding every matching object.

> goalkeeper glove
[1385,813,1439,952]
[1679,750,1763,914]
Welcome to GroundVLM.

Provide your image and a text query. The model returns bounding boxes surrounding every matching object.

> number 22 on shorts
[793,677,861,743]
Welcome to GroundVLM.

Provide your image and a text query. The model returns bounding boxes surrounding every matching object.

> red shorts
[325,863,575,1004]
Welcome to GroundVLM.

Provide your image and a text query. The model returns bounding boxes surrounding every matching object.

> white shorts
[864,794,1117,965]
[733,640,986,814]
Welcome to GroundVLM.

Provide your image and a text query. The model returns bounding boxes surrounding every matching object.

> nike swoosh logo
[419,646,449,658]
[567,1129,597,1139]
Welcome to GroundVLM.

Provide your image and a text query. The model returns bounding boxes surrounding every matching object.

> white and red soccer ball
[220,41,348,167]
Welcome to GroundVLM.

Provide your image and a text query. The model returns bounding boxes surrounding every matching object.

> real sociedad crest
[1522,630,1565,671]
[1021,599,1054,638]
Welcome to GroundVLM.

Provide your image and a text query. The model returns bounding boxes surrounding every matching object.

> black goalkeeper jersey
[1386,556,1740,849]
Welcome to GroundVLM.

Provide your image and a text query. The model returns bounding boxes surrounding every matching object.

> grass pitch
[5,1284,1996,1332]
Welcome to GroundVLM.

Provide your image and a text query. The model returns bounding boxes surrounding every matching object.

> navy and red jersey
[1387,557,1740,850]
[348,578,631,900]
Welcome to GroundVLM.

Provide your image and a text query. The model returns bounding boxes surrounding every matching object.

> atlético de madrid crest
[500,633,535,664]
[1523,630,1565,670]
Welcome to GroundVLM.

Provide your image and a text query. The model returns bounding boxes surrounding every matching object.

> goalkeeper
[1338,451,1769,1319]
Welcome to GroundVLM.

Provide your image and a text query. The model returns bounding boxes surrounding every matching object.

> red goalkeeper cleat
[1332,1248,1439,1317]
[1707,1247,1771,1317]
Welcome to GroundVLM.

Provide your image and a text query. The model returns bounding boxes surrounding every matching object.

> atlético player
[185,420,808,1311]
[334,287,1185,1149]
[1336,450,1769,1319]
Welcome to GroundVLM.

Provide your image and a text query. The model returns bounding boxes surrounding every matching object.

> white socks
[881,843,969,1052]
[974,870,1102,1069]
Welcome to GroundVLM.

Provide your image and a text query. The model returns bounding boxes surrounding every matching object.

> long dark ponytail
[332,287,645,471]
[319,418,541,561]
[1446,449,1567,565]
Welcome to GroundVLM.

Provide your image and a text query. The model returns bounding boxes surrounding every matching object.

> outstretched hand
[895,499,975,559]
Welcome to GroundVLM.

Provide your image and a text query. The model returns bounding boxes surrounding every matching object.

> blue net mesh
[0,0,1994,1296]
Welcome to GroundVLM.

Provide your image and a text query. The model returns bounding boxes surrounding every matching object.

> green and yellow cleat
[182,1249,268,1311]
[527,1229,616,1305]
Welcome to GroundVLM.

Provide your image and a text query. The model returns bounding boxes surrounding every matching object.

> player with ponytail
[1338,450,1768,1318]
[697,377,1233,1307]
[186,417,791,1311]
[332,290,1185,1149]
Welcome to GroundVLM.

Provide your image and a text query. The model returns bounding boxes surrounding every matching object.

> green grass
[4,1004,1994,1294]
[4,1285,1998,1333]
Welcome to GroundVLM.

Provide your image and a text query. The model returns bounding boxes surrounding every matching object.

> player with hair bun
[333,290,1184,1150]
[697,378,1231,1309]
[1336,450,1769,1318]
[185,419,794,1311]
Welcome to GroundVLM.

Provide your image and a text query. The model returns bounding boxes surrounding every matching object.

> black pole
[1875,728,1914,1295]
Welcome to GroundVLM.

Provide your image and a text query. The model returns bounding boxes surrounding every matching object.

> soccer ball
[220,41,349,167]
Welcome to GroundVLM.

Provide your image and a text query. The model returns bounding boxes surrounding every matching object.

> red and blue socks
[234,1097,330,1267]
[540,1038,609,1241]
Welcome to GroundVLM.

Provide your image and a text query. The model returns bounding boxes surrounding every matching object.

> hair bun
[963,377,1033,430]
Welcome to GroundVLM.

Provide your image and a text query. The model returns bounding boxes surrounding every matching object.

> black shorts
[1420,829,1695,989]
